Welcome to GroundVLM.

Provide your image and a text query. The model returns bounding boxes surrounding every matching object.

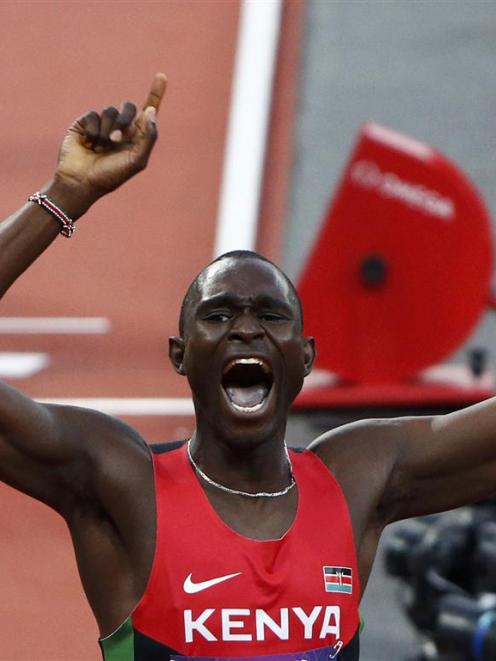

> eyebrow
[196,293,294,314]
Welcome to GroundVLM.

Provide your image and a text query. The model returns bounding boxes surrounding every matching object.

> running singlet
[100,443,361,660]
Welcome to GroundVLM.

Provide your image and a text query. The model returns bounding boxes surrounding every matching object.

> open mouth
[222,358,274,413]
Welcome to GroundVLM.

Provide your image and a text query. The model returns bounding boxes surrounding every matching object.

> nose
[228,311,265,342]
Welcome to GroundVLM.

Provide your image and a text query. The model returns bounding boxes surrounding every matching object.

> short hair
[178,250,303,336]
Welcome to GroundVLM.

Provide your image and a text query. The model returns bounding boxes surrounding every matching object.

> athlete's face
[169,258,315,443]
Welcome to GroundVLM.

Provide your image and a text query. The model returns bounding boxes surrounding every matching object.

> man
[1,73,496,661]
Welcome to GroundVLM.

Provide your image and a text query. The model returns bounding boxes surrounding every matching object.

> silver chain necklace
[187,440,296,498]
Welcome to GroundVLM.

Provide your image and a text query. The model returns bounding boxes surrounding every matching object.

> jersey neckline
[181,443,303,544]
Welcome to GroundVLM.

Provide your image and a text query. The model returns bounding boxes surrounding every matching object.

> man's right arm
[0,73,166,513]
[0,381,150,520]
[0,73,166,296]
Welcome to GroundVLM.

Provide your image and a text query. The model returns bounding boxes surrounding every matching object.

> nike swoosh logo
[183,571,242,594]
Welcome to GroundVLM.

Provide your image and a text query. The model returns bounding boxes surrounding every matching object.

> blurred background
[1,1,496,659]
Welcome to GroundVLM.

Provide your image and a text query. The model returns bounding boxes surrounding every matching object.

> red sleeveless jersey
[120,444,360,660]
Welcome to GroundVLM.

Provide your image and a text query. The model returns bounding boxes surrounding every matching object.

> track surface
[0,0,308,657]
[0,2,241,658]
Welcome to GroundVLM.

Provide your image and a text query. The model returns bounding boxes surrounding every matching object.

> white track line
[213,0,282,256]
[0,353,50,378]
[36,398,194,416]
[0,317,111,333]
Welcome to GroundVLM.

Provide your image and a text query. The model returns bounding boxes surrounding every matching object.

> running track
[0,2,303,659]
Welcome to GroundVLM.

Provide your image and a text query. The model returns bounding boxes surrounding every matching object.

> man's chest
[134,516,357,654]
[133,451,360,655]
[203,486,298,540]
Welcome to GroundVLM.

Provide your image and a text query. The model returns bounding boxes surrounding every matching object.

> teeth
[230,400,266,413]
[222,357,272,413]
[223,357,270,374]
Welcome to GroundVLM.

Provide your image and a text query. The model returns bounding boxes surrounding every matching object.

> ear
[302,337,316,376]
[169,336,186,375]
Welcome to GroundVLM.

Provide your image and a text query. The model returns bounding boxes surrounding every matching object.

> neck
[187,440,295,498]
[189,427,290,493]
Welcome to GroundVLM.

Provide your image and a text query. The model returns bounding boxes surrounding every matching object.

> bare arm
[0,72,166,296]
[0,180,85,297]
[0,383,149,515]
[0,73,166,513]
[313,398,496,528]
[385,400,496,519]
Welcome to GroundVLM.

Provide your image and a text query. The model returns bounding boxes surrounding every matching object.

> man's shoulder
[47,403,151,466]
[307,417,410,476]
[150,439,187,454]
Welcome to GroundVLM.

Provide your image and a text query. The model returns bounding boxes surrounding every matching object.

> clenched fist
[55,73,167,206]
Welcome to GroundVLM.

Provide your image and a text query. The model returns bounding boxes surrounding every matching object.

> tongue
[225,384,268,408]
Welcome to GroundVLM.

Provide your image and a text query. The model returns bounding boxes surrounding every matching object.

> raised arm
[0,72,166,296]
[0,74,166,514]
[384,400,496,519]
[312,399,496,528]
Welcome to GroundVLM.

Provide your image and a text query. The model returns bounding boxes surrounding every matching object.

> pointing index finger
[143,72,167,113]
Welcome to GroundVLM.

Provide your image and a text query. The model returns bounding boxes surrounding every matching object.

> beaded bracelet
[28,192,75,238]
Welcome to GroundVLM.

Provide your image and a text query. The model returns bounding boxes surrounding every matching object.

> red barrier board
[297,123,493,386]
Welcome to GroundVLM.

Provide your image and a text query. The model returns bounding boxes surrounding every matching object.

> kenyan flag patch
[323,566,353,594]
